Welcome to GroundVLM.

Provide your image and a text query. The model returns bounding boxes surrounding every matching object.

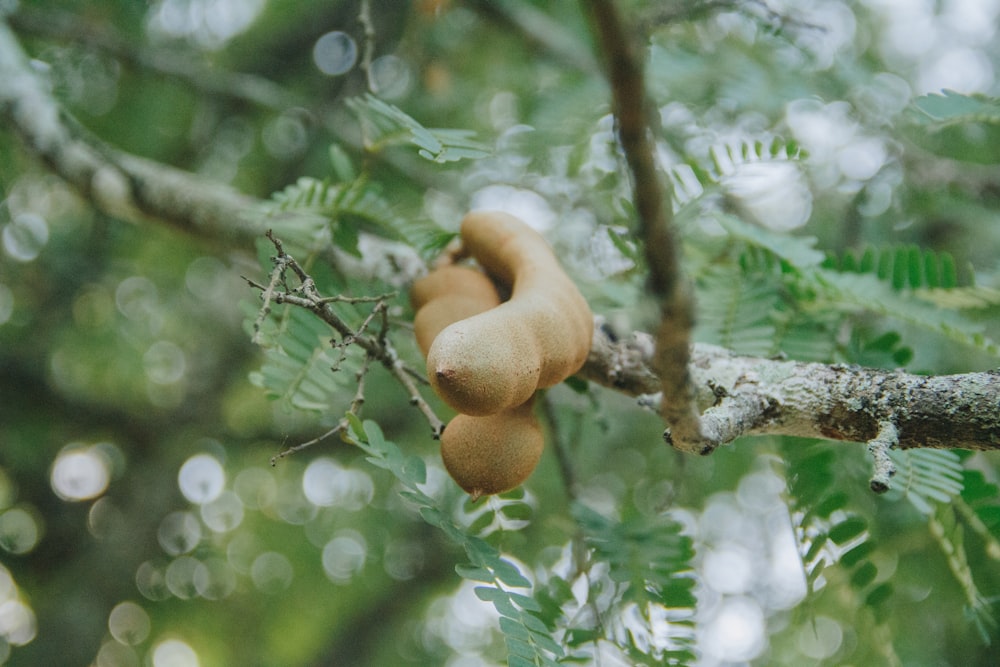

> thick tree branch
[0,20,264,245]
[580,0,703,449]
[580,324,1000,454]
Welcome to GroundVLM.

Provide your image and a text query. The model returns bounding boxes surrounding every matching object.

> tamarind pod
[411,265,501,356]
[439,397,544,501]
[410,265,501,311]
[427,211,593,416]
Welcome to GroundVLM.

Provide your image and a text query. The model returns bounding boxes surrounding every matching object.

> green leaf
[865,582,894,608]
[506,654,535,667]
[455,564,494,583]
[850,561,878,589]
[829,517,867,545]
[498,616,531,641]
[840,541,876,568]
[905,91,1000,164]
[475,586,520,618]
[493,558,532,589]
[509,593,542,613]
[347,94,489,163]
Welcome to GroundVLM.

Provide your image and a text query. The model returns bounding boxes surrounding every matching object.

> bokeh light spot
[178,454,225,505]
[2,213,48,262]
[51,446,111,502]
[0,599,36,646]
[151,638,199,667]
[157,512,201,556]
[144,341,187,385]
[302,458,374,510]
[97,641,139,667]
[321,530,367,584]
[251,552,293,594]
[371,55,412,98]
[165,556,200,599]
[797,615,844,659]
[701,597,765,662]
[193,557,236,600]
[0,508,40,555]
[200,490,243,533]
[135,561,170,601]
[108,601,151,646]
[115,276,159,321]
[234,467,276,511]
[313,31,357,76]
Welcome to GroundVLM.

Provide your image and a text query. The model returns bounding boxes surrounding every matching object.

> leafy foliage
[344,418,563,667]
[784,446,892,620]
[888,449,965,516]
[266,176,454,259]
[347,94,491,163]
[571,504,697,665]
[904,90,1000,164]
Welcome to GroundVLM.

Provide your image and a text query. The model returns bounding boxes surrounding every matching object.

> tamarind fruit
[411,265,501,355]
[439,398,543,501]
[426,211,593,416]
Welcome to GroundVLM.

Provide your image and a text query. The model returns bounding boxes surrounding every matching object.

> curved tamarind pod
[411,265,501,356]
[439,398,543,501]
[410,265,501,311]
[427,211,593,416]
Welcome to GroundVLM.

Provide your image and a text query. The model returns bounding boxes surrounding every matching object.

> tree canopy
[1,1,1000,666]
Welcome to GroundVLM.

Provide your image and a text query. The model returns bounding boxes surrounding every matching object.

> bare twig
[580,0,702,449]
[358,0,379,93]
[270,355,373,465]
[248,233,445,442]
[867,421,899,494]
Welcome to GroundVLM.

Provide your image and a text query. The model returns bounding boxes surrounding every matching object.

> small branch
[540,392,581,498]
[0,19,264,244]
[580,0,702,449]
[358,0,378,94]
[248,233,445,441]
[867,421,899,494]
[270,355,373,465]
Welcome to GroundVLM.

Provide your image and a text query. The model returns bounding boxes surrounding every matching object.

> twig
[358,0,378,93]
[541,393,580,497]
[248,232,445,442]
[867,421,899,494]
[270,355,373,464]
[579,0,703,450]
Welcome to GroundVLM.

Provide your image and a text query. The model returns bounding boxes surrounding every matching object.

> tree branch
[0,19,265,245]
[580,323,1000,454]
[580,0,703,449]
[0,15,434,275]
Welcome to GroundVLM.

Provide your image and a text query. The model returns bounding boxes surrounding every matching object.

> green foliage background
[1,1,999,666]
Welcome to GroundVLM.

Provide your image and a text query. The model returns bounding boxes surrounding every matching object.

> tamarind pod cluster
[427,211,594,416]
[411,211,593,499]
[411,260,542,499]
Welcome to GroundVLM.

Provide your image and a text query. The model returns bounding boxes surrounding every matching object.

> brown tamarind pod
[427,211,593,416]
[411,265,501,356]
[439,398,544,501]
